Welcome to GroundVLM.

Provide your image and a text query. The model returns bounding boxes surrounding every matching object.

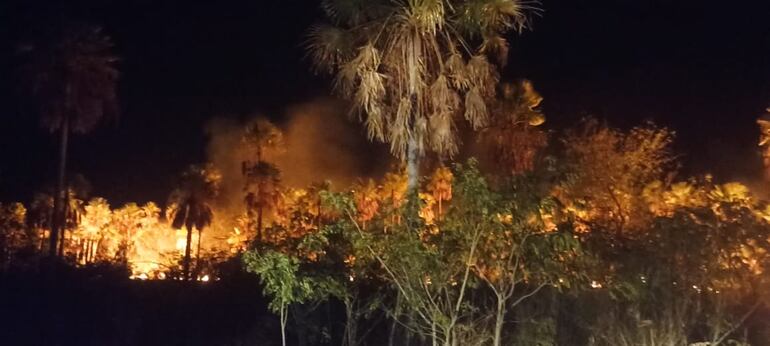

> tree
[77,197,112,264]
[270,182,331,247]
[243,250,316,346]
[426,166,452,219]
[0,203,28,271]
[242,119,284,241]
[556,120,675,235]
[589,182,770,345]
[28,193,54,252]
[19,23,119,257]
[479,80,547,175]
[757,108,770,179]
[308,0,538,190]
[59,187,86,258]
[325,161,494,346]
[352,178,380,229]
[112,203,144,264]
[243,162,281,242]
[460,170,583,346]
[168,164,221,280]
[379,167,408,226]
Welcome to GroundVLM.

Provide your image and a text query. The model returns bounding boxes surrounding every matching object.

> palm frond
[321,0,372,25]
[406,0,446,33]
[309,0,539,161]
[389,97,414,158]
[429,111,458,156]
[467,54,497,96]
[307,24,353,74]
[464,86,488,129]
[446,52,470,90]
[480,34,509,66]
[21,23,119,134]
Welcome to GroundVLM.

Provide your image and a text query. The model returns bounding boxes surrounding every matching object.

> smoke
[204,98,390,215]
[275,100,390,188]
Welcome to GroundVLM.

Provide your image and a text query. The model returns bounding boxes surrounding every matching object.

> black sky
[1,0,769,205]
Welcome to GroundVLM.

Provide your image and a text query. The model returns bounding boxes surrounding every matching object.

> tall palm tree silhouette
[20,23,119,257]
[168,165,221,280]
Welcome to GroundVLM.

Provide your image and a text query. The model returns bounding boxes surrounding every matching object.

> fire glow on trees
[1,110,770,344]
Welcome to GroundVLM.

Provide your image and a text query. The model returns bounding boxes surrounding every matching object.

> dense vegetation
[3,115,770,345]
[1,1,769,345]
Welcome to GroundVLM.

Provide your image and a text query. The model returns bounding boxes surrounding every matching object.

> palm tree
[168,165,221,280]
[480,80,547,174]
[242,118,284,163]
[19,23,119,257]
[427,166,452,219]
[757,107,770,179]
[28,193,54,252]
[308,0,538,190]
[59,188,86,257]
[243,162,281,242]
[241,119,284,241]
[78,197,112,264]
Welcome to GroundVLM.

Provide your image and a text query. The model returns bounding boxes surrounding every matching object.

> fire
[35,197,250,281]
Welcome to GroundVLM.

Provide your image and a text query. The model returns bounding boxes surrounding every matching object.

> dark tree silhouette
[19,23,119,257]
[168,165,221,280]
[241,119,283,241]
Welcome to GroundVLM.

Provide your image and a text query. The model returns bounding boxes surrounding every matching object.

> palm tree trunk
[49,115,70,257]
[58,190,70,257]
[182,205,192,280]
[257,205,264,242]
[406,137,419,193]
[183,224,193,281]
[195,228,203,278]
[86,239,92,264]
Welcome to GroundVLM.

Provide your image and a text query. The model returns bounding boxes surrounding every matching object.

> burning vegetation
[2,1,770,345]
[3,106,770,344]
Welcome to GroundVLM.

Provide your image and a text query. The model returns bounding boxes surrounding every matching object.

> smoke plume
[205,98,390,216]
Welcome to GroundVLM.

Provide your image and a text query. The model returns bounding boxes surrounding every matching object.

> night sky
[0,0,769,205]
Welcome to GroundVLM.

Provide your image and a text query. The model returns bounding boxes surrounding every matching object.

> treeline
[1,117,769,345]
[240,119,770,346]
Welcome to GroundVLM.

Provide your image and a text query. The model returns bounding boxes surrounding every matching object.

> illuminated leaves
[308,0,538,159]
[380,168,408,210]
[557,120,675,233]
[0,203,28,267]
[242,118,284,161]
[478,80,547,175]
[168,164,221,231]
[352,179,380,227]
[757,114,770,178]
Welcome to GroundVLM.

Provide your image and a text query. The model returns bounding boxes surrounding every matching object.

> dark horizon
[1,0,769,206]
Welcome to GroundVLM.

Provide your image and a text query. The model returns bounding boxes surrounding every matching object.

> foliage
[168,164,222,280]
[241,119,285,240]
[556,119,676,234]
[480,80,548,174]
[243,250,318,346]
[0,203,29,269]
[308,0,539,162]
[4,110,770,345]
[19,23,120,258]
[19,23,119,134]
